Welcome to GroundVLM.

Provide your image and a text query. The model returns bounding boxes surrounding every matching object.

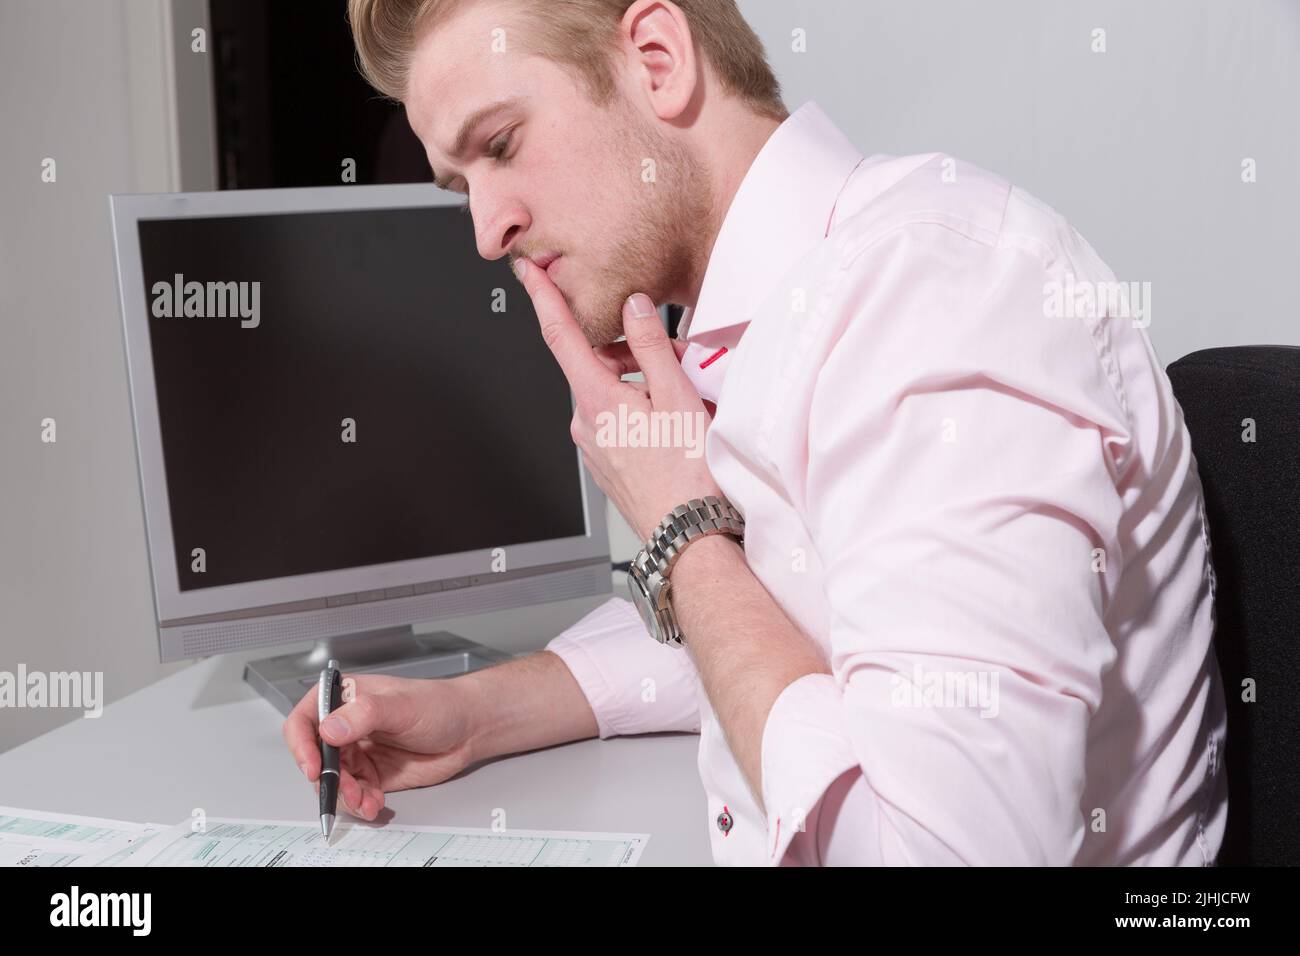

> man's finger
[594,337,690,377]
[337,767,378,820]
[284,687,324,780]
[514,256,617,396]
[621,293,685,396]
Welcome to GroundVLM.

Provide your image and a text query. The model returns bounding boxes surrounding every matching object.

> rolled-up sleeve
[760,222,1131,865]
[546,596,703,739]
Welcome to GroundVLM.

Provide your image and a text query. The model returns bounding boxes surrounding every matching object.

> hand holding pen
[283,667,489,825]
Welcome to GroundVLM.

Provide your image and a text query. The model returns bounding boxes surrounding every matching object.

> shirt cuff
[545,596,702,739]
[760,672,863,865]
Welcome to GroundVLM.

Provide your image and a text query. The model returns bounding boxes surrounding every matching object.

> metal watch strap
[640,495,746,578]
[630,495,745,646]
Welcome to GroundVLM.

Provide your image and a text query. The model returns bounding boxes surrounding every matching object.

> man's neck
[675,108,784,309]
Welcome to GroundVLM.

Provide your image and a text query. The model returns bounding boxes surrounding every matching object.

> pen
[317,658,342,840]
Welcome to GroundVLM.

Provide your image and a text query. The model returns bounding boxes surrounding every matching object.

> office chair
[1166,345,1300,866]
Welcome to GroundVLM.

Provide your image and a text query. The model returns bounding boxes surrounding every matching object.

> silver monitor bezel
[109,183,608,627]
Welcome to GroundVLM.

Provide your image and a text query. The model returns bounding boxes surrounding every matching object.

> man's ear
[620,0,698,122]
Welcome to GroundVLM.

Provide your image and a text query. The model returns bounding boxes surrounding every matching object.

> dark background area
[209,0,431,189]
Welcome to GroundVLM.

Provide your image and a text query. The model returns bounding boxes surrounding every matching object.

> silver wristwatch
[627,495,745,647]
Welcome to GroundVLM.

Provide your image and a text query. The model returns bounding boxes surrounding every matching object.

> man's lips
[532,253,561,275]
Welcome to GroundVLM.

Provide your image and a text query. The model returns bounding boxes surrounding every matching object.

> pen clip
[317,659,341,725]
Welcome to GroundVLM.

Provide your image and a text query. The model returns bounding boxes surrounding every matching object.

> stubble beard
[567,103,717,347]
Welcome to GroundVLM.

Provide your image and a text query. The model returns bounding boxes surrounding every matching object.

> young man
[284,0,1227,866]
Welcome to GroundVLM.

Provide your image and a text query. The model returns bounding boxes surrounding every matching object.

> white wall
[0,0,195,753]
[742,0,1300,363]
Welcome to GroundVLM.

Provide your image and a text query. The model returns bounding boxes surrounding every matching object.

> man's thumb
[320,695,379,745]
[623,293,681,391]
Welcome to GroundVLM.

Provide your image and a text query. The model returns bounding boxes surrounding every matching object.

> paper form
[84,826,168,867]
[0,805,155,868]
[127,818,649,867]
[0,807,649,866]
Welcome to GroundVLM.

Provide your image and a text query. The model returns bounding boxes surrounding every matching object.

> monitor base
[243,626,514,716]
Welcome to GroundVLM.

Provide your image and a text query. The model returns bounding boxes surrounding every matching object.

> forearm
[671,534,831,808]
[457,650,599,763]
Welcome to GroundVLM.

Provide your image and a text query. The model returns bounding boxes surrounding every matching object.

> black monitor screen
[136,205,586,592]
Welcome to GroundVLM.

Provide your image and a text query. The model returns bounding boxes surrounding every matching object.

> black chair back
[1167,346,1300,865]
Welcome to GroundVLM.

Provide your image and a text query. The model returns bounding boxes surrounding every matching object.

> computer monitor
[109,184,611,714]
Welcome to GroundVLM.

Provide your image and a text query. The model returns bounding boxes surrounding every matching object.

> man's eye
[452,132,513,215]
[488,131,513,160]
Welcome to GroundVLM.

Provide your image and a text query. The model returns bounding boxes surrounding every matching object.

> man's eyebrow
[431,96,525,189]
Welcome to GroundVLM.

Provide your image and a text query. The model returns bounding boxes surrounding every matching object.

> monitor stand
[243,626,514,716]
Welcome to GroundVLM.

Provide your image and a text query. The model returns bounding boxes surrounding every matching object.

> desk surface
[0,600,714,866]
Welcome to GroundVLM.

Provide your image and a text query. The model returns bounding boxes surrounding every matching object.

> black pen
[317,658,342,840]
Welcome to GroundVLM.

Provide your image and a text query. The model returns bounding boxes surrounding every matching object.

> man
[284,0,1228,865]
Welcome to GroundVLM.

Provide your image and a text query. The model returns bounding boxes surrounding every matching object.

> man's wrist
[451,651,600,765]
[670,530,744,588]
[450,667,495,766]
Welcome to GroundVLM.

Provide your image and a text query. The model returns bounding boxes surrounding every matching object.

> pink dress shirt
[546,101,1228,866]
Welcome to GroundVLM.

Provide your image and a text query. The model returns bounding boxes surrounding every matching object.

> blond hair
[347,0,787,121]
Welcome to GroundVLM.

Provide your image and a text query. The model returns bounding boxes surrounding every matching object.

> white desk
[0,595,715,866]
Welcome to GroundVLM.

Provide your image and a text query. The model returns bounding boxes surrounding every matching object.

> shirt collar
[677,100,865,341]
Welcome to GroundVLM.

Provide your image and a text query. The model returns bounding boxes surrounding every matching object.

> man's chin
[569,303,624,349]
[577,324,621,349]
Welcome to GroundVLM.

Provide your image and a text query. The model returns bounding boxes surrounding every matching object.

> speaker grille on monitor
[177,563,608,657]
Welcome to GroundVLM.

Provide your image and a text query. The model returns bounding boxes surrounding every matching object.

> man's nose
[472,195,527,261]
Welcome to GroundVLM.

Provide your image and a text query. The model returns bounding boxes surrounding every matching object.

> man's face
[403,0,715,346]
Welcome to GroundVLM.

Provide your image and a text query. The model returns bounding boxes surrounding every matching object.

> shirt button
[716,806,733,835]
